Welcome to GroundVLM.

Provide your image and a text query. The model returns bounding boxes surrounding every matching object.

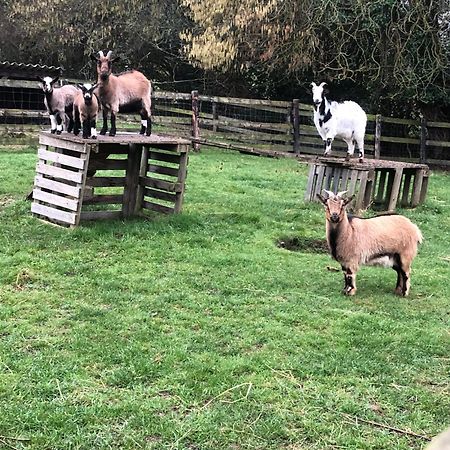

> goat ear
[91,83,99,91]
[317,193,327,205]
[310,82,317,88]
[343,195,355,206]
[111,56,120,63]
[51,76,59,84]
[36,76,44,82]
[76,83,84,90]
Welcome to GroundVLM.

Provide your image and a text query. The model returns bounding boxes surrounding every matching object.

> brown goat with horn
[317,190,423,296]
[91,50,152,137]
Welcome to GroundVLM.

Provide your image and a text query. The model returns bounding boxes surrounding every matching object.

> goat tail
[415,224,424,244]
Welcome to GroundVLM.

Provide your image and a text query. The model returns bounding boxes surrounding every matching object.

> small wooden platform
[31,131,190,226]
[305,157,430,212]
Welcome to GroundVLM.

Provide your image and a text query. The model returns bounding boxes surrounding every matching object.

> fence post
[292,99,300,154]
[191,90,200,152]
[420,115,427,163]
[374,114,382,159]
[212,100,218,132]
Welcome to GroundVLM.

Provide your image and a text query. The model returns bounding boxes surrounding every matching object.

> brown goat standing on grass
[91,50,152,137]
[317,190,423,296]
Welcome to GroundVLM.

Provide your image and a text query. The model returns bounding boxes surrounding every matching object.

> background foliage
[0,0,449,118]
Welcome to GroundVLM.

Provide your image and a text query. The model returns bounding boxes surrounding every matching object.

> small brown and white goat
[317,190,423,296]
[91,50,152,137]
[38,76,78,134]
[73,83,99,139]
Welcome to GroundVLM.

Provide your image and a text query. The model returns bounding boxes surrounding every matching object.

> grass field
[0,145,449,450]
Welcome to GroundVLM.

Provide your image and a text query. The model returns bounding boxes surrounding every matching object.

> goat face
[310,81,328,108]
[92,50,120,81]
[39,76,59,93]
[77,83,98,106]
[317,190,354,224]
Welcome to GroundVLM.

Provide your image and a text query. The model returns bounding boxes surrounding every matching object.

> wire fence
[0,78,449,165]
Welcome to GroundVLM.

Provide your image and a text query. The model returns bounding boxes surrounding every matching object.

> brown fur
[92,50,152,136]
[318,191,422,296]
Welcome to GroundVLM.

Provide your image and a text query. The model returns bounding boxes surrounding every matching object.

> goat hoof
[343,287,357,296]
[345,154,351,161]
[91,135,97,140]
[51,129,56,134]
[56,130,62,135]
[99,130,107,135]
[359,158,364,163]
[146,131,152,137]
[109,132,116,137]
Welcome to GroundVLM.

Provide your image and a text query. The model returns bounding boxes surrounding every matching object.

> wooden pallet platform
[305,156,430,212]
[31,131,190,227]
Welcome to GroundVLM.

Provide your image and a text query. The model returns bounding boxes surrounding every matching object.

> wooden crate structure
[31,132,190,227]
[305,157,430,212]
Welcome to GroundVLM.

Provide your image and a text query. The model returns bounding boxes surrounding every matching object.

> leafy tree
[2,0,191,83]
[181,0,450,117]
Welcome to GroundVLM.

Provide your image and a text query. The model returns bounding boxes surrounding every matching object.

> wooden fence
[1,78,449,165]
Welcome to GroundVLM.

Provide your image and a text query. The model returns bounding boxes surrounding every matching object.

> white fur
[311,82,367,159]
[49,115,57,130]
[141,119,147,127]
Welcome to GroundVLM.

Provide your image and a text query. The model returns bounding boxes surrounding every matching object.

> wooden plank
[140,176,182,192]
[36,163,83,183]
[419,171,429,204]
[88,159,128,171]
[387,168,403,211]
[380,136,420,145]
[400,172,413,206]
[363,169,375,207]
[355,171,369,211]
[38,147,85,169]
[324,166,334,191]
[313,165,326,199]
[32,189,79,211]
[304,164,316,201]
[135,146,149,214]
[83,195,124,204]
[148,164,179,177]
[86,177,126,187]
[142,200,175,214]
[148,151,181,164]
[348,170,359,197]
[174,149,189,213]
[39,133,88,153]
[374,114,381,159]
[31,203,77,225]
[122,144,142,217]
[411,169,424,207]
[425,139,450,148]
[144,188,177,203]
[80,210,122,221]
[375,170,388,203]
[340,169,349,192]
[331,167,341,193]
[34,175,81,198]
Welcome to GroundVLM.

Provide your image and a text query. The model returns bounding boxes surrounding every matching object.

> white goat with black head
[311,82,367,162]
[38,76,78,134]
[91,50,152,137]
[317,190,422,297]
[73,83,99,139]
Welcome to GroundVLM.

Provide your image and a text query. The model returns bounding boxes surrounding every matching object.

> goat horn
[337,190,348,198]
[98,50,104,58]
[323,190,334,198]
[319,82,327,88]
[310,82,317,88]
[106,50,113,58]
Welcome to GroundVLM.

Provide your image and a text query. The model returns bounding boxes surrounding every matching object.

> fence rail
[0,78,449,165]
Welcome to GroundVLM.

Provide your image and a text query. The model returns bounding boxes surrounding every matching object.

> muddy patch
[277,236,328,253]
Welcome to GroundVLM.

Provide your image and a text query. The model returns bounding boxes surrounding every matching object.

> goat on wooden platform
[317,190,422,296]
[91,50,152,137]
[73,83,99,139]
[38,76,78,134]
[311,82,367,162]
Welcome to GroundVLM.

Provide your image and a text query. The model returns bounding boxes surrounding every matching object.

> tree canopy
[0,0,448,118]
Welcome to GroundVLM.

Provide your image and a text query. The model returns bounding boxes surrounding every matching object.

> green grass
[0,145,449,450]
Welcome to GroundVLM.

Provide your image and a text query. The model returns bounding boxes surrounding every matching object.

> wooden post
[292,99,300,154]
[122,143,143,217]
[374,114,382,159]
[191,90,200,152]
[420,115,427,163]
[212,101,218,132]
